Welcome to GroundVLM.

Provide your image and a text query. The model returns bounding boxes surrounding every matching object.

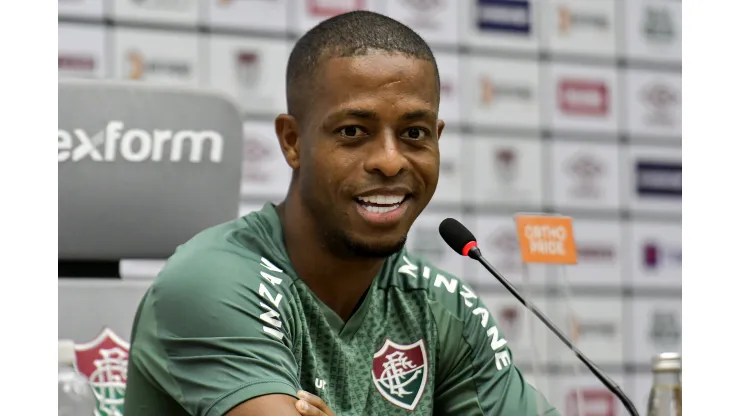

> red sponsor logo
[308,0,365,17]
[59,55,96,71]
[558,79,609,116]
[566,388,616,416]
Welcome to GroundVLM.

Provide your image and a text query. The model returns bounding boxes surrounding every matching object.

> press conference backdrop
[58,1,681,415]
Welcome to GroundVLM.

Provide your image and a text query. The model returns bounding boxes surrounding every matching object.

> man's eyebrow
[400,109,437,121]
[328,109,380,121]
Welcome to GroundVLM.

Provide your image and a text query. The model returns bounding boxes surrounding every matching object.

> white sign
[627,298,682,365]
[111,0,199,26]
[549,140,620,210]
[112,28,200,86]
[545,63,620,135]
[542,0,617,58]
[434,51,462,125]
[624,0,682,63]
[621,145,681,213]
[478,292,550,366]
[462,56,541,129]
[58,0,105,19]
[240,121,292,201]
[58,24,108,79]
[625,69,682,140]
[293,0,380,35]
[206,0,289,33]
[470,214,548,285]
[460,0,540,53]
[207,35,290,115]
[548,296,623,366]
[384,0,459,46]
[405,210,466,277]
[627,221,682,288]
[432,133,463,205]
[549,373,626,416]
[564,220,622,286]
[466,137,543,207]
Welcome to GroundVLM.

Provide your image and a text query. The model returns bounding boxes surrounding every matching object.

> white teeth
[357,195,405,205]
[362,205,399,214]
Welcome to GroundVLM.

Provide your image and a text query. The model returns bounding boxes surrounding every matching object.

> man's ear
[436,119,445,141]
[275,114,300,169]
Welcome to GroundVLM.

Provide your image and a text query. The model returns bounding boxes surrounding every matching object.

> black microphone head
[439,218,479,257]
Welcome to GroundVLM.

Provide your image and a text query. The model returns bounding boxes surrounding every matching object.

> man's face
[295,51,444,258]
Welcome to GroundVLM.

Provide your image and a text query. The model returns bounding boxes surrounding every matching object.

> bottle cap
[59,339,76,365]
[652,352,681,372]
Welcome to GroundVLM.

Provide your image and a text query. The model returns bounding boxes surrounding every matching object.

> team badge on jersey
[74,328,130,416]
[371,338,428,411]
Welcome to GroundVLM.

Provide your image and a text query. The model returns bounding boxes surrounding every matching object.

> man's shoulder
[382,249,480,318]
[151,211,296,300]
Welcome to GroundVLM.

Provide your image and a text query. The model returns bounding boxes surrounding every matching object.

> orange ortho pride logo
[515,214,578,265]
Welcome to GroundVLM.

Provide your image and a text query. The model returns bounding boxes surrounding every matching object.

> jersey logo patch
[371,338,428,411]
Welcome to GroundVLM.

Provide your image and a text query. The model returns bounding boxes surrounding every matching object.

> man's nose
[363,130,410,177]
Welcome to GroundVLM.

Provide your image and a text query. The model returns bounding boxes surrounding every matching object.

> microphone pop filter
[438,218,478,257]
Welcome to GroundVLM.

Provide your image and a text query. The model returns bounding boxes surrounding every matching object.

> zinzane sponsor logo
[397,257,511,372]
[256,257,287,340]
[58,121,224,163]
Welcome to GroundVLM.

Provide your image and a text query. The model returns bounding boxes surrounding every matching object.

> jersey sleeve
[432,293,560,416]
[130,248,301,416]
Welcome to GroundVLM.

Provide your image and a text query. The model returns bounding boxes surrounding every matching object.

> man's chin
[340,233,407,259]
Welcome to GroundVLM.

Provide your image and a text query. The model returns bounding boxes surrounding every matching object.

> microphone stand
[467,246,640,416]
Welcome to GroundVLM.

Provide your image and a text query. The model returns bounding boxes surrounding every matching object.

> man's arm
[228,391,336,416]
[226,394,300,416]
[431,296,561,415]
[128,249,304,416]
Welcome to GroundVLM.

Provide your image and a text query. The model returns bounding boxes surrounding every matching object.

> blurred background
[58,1,681,415]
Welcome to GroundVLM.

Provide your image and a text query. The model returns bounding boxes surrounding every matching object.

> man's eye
[402,127,429,140]
[339,126,367,137]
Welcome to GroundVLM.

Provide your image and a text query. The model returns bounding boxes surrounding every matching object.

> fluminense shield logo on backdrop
[372,339,428,411]
[74,328,130,416]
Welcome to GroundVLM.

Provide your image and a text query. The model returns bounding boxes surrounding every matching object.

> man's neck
[277,197,385,322]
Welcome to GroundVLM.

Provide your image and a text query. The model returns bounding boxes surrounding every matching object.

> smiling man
[123,10,560,416]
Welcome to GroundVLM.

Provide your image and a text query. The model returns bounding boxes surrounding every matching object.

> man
[123,10,560,416]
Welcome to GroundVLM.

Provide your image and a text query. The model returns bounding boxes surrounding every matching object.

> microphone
[438,218,640,416]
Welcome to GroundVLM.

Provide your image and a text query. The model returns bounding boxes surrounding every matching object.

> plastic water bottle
[58,339,97,416]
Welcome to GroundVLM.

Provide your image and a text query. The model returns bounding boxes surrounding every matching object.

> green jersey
[124,203,559,416]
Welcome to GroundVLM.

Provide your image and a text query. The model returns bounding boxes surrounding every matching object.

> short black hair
[286,10,440,120]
